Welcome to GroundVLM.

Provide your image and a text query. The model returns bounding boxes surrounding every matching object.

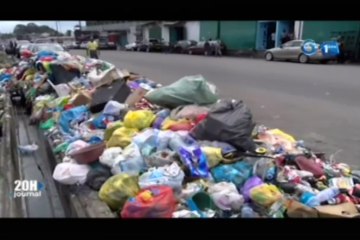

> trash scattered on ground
[2,47,360,218]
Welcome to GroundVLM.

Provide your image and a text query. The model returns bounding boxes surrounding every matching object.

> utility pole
[55,21,59,36]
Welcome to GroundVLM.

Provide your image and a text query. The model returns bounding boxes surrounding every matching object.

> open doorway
[256,21,276,50]
[170,26,185,44]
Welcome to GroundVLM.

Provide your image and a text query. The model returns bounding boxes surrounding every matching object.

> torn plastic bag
[208,182,244,211]
[111,143,146,176]
[98,174,140,211]
[103,100,127,116]
[106,127,138,148]
[123,110,156,131]
[99,147,123,167]
[145,149,178,168]
[52,162,91,185]
[138,162,185,193]
[121,186,177,218]
[92,114,116,129]
[145,75,218,108]
[191,99,256,153]
[59,105,89,134]
[86,163,112,191]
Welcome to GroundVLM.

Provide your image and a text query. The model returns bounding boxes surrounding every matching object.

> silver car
[264,40,336,64]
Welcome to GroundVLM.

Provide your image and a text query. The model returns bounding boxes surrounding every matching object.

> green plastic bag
[145,75,218,108]
[53,142,69,154]
[40,119,56,130]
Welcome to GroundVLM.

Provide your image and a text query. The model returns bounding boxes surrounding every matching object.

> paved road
[73,50,360,167]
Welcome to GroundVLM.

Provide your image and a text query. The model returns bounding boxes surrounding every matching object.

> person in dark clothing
[337,36,346,64]
[281,34,291,45]
[204,38,212,56]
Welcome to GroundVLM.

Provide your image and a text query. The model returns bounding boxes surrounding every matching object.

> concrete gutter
[0,95,27,217]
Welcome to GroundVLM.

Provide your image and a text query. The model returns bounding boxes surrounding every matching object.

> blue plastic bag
[212,162,253,188]
[59,105,89,134]
[92,114,115,129]
[179,147,209,178]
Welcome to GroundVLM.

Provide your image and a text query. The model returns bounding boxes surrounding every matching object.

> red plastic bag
[121,186,177,218]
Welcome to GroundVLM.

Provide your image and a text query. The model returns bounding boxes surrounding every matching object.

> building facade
[84,21,360,59]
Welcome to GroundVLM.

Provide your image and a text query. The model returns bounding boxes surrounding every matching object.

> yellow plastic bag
[250,184,283,207]
[99,174,140,211]
[123,110,156,130]
[267,129,296,143]
[104,121,123,141]
[106,127,138,148]
[161,118,191,130]
[201,147,223,168]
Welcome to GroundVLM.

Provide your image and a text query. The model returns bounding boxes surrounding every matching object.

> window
[291,41,303,47]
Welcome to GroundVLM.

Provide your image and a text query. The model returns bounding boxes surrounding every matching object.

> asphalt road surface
[73,50,360,168]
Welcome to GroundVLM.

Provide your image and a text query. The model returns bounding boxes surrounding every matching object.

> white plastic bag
[65,140,90,155]
[157,131,174,150]
[103,101,127,116]
[208,182,244,211]
[111,143,146,176]
[138,162,185,193]
[52,162,91,185]
[132,128,159,149]
[99,147,123,167]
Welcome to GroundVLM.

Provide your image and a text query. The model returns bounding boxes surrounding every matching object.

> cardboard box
[315,203,360,218]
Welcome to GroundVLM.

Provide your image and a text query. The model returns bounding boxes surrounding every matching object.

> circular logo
[301,39,318,56]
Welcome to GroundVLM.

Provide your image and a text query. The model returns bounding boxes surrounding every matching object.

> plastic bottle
[315,187,340,203]
[241,205,258,218]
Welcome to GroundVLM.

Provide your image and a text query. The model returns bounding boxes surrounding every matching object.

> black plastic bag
[191,99,256,152]
[86,163,112,191]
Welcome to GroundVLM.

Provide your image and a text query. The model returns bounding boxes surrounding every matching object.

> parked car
[138,39,170,52]
[172,40,197,53]
[187,40,226,56]
[264,40,336,63]
[80,42,88,49]
[125,41,141,51]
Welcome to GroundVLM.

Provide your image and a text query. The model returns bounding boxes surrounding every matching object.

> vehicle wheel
[265,52,273,61]
[188,50,193,55]
[298,54,309,64]
[320,60,328,64]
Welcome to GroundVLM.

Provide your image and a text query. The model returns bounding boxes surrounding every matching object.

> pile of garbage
[2,49,360,218]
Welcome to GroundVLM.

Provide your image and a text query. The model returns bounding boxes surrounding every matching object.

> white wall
[185,21,200,41]
[161,25,170,42]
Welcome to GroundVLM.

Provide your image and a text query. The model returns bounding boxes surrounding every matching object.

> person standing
[204,38,212,56]
[271,32,276,48]
[337,36,346,64]
[87,37,100,59]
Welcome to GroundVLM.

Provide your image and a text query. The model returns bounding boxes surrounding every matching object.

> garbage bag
[139,162,185,193]
[52,162,91,185]
[86,164,112,191]
[39,118,56,130]
[98,174,140,211]
[145,75,218,108]
[65,140,90,155]
[104,121,123,141]
[170,105,210,120]
[59,105,89,134]
[103,100,127,116]
[201,147,223,168]
[92,114,116,129]
[157,131,174,150]
[295,155,324,178]
[99,147,123,167]
[242,176,264,201]
[253,158,276,181]
[111,143,146,176]
[179,147,209,178]
[211,162,252,188]
[208,182,244,211]
[191,99,256,152]
[121,186,177,218]
[132,128,159,150]
[123,110,156,130]
[106,127,138,148]
[145,149,178,168]
[249,184,283,207]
